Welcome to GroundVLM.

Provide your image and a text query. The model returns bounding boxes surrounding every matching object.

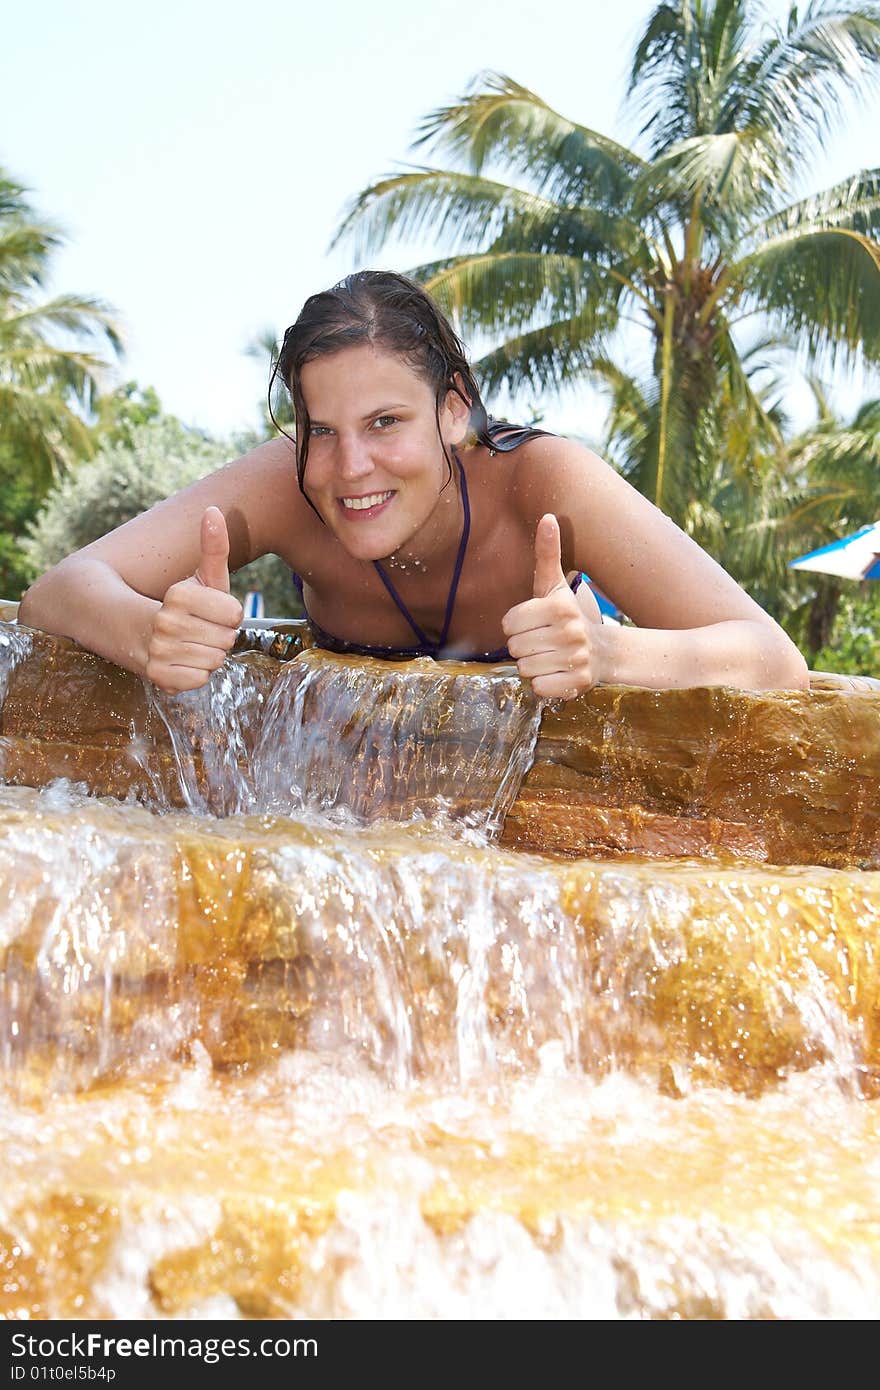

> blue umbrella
[576,573,625,624]
[789,523,880,581]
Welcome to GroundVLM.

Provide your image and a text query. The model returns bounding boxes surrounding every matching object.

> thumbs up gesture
[501,513,603,700]
[145,507,244,693]
[194,505,232,593]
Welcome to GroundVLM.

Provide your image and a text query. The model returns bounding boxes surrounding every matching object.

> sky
[3,0,879,445]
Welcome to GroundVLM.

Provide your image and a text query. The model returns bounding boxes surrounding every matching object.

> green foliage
[740,392,880,657]
[0,165,123,492]
[20,418,302,619]
[89,381,163,448]
[808,587,880,677]
[0,442,43,600]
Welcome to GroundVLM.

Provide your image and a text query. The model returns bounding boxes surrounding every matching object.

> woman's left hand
[502,513,604,700]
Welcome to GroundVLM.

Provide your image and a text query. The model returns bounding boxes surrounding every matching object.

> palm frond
[0,379,95,488]
[749,168,880,243]
[592,357,654,478]
[420,252,615,338]
[0,173,33,220]
[740,223,880,359]
[2,293,124,355]
[470,312,609,398]
[711,326,787,449]
[629,0,753,151]
[629,0,880,188]
[637,129,787,219]
[486,199,651,267]
[0,342,110,393]
[728,2,880,174]
[413,71,643,204]
[851,394,880,430]
[330,168,562,260]
[0,221,62,290]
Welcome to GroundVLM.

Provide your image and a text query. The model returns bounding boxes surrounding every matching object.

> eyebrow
[309,403,411,426]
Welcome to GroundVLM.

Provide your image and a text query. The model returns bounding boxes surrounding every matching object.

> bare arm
[18,437,300,688]
[502,440,809,696]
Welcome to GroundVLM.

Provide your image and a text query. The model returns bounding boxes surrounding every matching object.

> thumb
[532,513,567,599]
[195,506,231,593]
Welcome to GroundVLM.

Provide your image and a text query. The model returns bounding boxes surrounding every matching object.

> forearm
[18,558,162,678]
[595,619,810,692]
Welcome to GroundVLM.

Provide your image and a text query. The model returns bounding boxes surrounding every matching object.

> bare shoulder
[187,433,298,502]
[506,432,774,630]
[506,432,627,517]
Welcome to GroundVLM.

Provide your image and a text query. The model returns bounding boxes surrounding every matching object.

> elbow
[16,580,44,631]
[739,619,809,693]
[17,561,73,636]
[770,631,810,692]
[786,650,811,692]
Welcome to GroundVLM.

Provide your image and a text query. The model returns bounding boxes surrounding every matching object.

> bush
[20,418,302,619]
[0,444,44,600]
[809,588,880,678]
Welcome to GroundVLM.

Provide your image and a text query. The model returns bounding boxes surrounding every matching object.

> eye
[310,425,333,438]
[372,415,399,429]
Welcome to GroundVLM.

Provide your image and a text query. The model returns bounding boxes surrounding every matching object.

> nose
[335,432,374,481]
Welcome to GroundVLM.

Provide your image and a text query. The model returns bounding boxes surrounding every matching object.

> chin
[375,544,402,563]
[336,531,400,564]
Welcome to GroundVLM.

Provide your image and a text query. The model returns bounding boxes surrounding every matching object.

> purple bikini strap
[373,449,470,653]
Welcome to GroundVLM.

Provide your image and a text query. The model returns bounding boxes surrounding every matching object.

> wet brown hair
[268,270,494,506]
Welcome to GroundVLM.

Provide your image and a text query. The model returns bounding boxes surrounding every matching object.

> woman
[18,271,809,698]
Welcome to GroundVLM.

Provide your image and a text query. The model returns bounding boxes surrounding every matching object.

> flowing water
[1,642,879,1320]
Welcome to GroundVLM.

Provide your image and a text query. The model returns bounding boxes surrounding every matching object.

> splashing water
[0,626,33,784]
[0,625,32,699]
[143,651,545,838]
[0,783,585,1093]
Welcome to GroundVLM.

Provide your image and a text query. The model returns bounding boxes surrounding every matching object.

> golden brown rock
[3,620,880,866]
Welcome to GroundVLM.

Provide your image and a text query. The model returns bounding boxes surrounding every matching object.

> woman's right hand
[144,507,244,693]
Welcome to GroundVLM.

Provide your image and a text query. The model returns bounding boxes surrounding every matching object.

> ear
[440,375,473,447]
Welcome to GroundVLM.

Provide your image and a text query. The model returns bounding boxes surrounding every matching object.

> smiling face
[298,343,470,562]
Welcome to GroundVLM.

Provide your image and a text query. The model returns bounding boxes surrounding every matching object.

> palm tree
[332,0,880,530]
[766,388,880,654]
[597,334,791,569]
[244,327,295,436]
[0,168,122,490]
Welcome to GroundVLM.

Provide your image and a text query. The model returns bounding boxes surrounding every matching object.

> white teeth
[341,491,393,511]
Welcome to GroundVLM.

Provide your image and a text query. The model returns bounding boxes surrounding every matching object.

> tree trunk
[806,579,842,658]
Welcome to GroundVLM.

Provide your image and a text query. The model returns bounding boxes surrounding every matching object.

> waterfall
[3,623,880,1319]
[141,651,545,838]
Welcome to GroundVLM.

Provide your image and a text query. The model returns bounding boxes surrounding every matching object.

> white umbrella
[789,522,880,580]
